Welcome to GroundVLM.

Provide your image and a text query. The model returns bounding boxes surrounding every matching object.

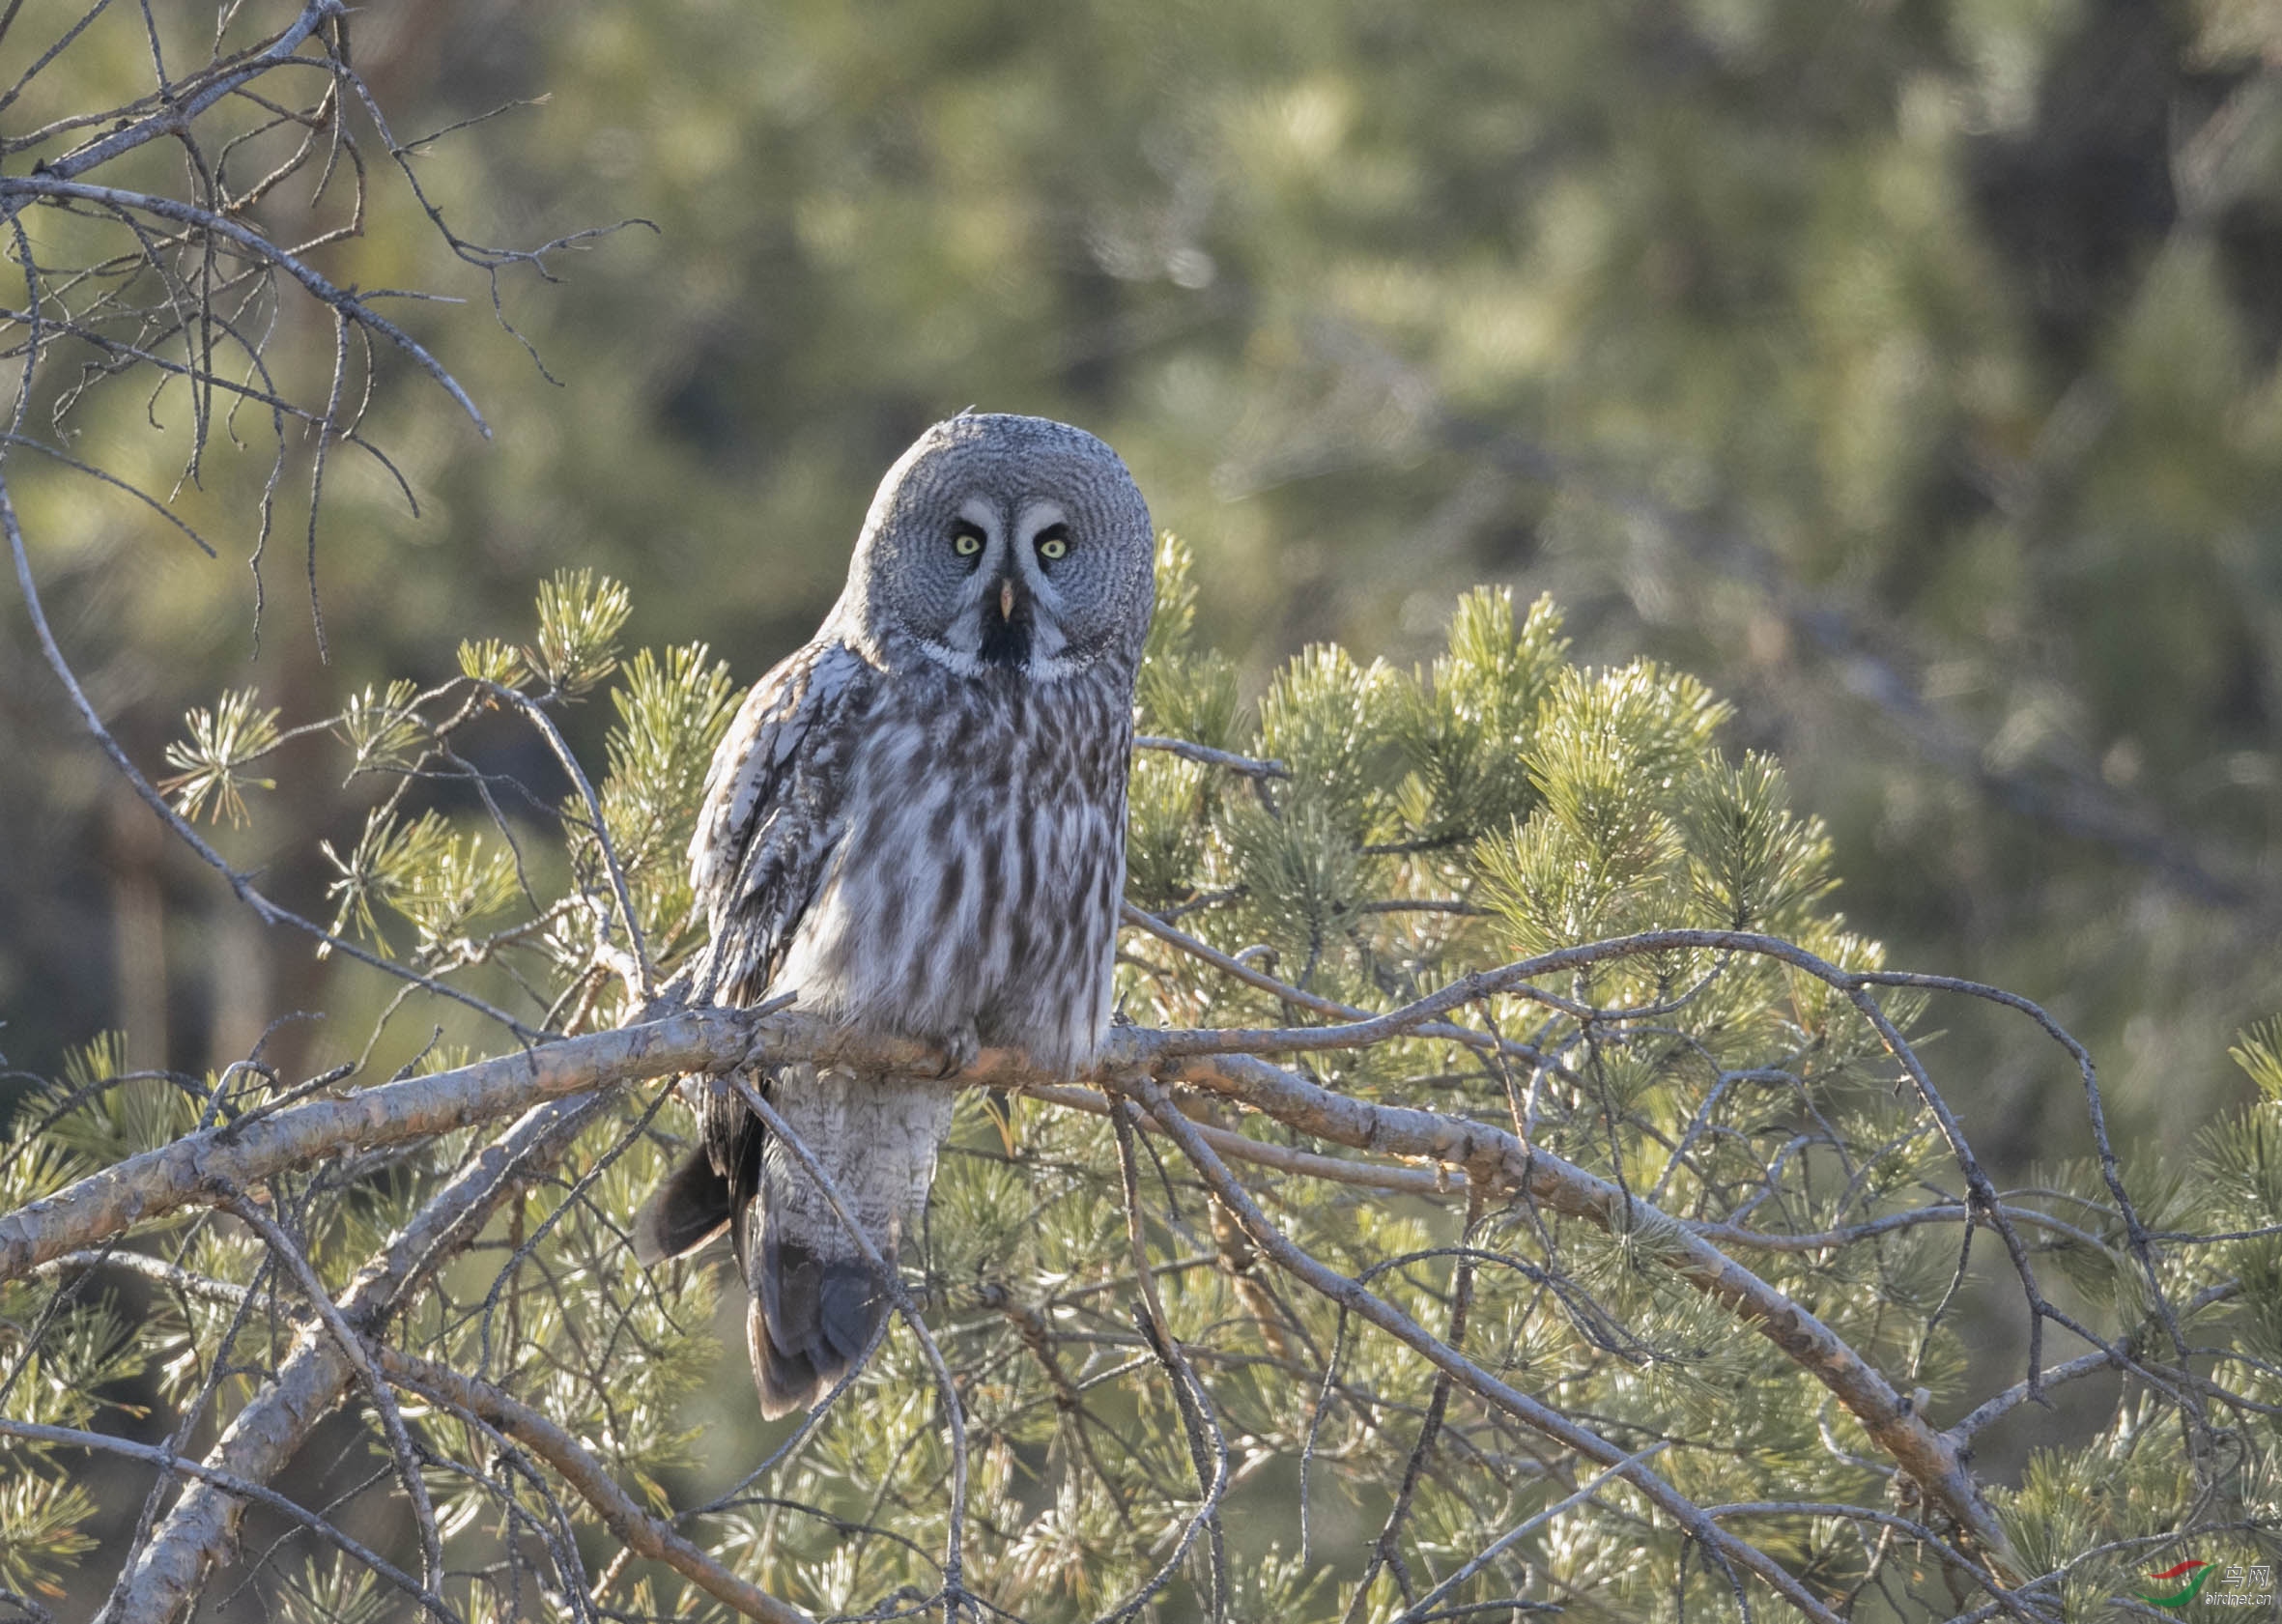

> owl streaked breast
[778,662,1131,1075]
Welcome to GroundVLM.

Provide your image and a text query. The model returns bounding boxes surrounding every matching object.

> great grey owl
[633,413,1155,1417]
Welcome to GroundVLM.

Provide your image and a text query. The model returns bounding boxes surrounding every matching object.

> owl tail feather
[632,1148,736,1267]
[633,1145,890,1416]
[745,1209,889,1419]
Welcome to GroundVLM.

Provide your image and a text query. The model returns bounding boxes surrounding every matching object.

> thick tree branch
[0,1004,2023,1580]
[0,1008,767,1284]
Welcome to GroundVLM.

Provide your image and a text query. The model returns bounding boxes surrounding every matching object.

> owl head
[831,413,1155,679]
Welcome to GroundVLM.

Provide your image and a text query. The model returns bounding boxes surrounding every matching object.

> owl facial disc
[836,413,1155,682]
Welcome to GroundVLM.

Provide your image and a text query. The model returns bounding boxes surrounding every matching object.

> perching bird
[633,413,1155,1417]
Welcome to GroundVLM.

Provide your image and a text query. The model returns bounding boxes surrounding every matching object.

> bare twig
[1108,1100,1230,1623]
[3,177,490,432]
[479,680,657,999]
[1133,735,1288,779]
[1393,1444,1670,1624]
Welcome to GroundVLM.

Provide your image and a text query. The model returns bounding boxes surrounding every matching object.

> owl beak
[978,569,1032,667]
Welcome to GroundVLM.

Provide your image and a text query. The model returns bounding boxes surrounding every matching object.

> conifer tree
[3,8,2279,1624]
[6,548,2279,1622]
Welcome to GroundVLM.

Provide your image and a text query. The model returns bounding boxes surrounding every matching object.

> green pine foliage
[528,567,636,698]
[158,689,283,828]
[4,554,2276,1621]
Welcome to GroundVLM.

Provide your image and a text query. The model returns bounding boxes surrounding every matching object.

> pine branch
[95,1091,618,1623]
[374,1345,813,1624]
[5,966,2057,1600]
[1115,1070,1865,1624]
[1150,1043,2026,1579]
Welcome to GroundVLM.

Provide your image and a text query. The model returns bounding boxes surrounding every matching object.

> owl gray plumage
[634,413,1154,1418]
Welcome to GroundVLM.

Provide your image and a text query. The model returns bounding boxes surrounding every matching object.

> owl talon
[936,1026,980,1078]
[635,966,697,1024]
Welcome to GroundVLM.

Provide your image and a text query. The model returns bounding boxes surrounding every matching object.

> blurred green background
[9,0,2282,1183]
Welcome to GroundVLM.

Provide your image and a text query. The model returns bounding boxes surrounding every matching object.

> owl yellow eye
[1036,525,1070,562]
[951,524,985,558]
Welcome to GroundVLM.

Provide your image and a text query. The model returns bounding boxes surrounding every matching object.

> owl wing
[633,638,871,1266]
[690,636,870,1002]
